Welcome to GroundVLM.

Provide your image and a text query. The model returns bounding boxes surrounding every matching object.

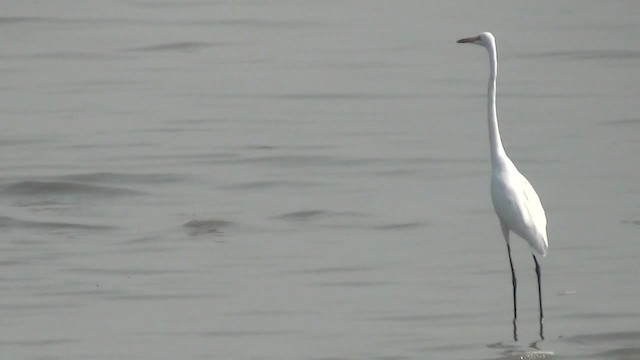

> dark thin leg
[533,254,544,340]
[500,221,518,342]
[507,242,517,341]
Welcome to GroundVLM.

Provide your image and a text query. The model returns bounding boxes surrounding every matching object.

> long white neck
[486,41,508,168]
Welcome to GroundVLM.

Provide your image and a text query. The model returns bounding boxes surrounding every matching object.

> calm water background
[1,1,640,359]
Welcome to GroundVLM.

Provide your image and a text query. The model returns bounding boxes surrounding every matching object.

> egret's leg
[506,241,517,341]
[500,221,517,341]
[506,242,517,319]
[533,254,544,340]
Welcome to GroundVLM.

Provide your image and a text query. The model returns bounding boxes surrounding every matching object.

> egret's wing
[519,175,547,234]
[492,169,548,256]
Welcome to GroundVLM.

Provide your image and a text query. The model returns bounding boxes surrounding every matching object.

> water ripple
[53,172,185,184]
[125,41,228,53]
[217,92,421,101]
[370,222,426,231]
[273,210,368,222]
[221,180,327,190]
[0,338,74,347]
[563,331,640,344]
[2,181,145,197]
[0,16,315,29]
[0,216,115,231]
[228,154,381,167]
[531,49,640,61]
[287,265,376,275]
[197,329,297,337]
[602,118,640,127]
[183,219,233,236]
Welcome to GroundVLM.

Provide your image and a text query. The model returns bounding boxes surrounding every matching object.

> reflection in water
[486,341,554,360]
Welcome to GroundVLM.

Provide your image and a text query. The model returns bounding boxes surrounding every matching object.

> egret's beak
[457,36,479,44]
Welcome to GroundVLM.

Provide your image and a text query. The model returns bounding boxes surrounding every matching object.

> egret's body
[457,32,548,341]
[491,163,548,256]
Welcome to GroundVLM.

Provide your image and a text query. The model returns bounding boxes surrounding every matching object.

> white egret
[457,32,548,341]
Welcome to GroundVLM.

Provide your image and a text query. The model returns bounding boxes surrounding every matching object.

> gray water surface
[1,1,640,359]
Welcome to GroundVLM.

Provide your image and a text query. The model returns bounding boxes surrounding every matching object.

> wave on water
[600,118,640,127]
[183,219,233,236]
[229,154,381,168]
[621,220,640,226]
[221,180,326,190]
[273,209,368,222]
[532,49,640,61]
[125,41,223,53]
[559,331,640,360]
[370,222,426,231]
[563,331,640,344]
[272,210,427,233]
[0,338,74,347]
[52,172,184,184]
[591,347,640,359]
[0,216,115,231]
[1,181,145,197]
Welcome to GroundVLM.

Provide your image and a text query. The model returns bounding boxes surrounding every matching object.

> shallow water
[1,1,640,359]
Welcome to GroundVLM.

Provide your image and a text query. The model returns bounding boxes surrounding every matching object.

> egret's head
[456,32,495,48]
